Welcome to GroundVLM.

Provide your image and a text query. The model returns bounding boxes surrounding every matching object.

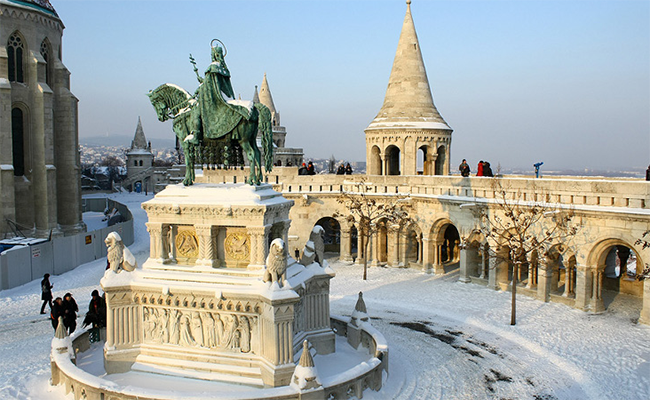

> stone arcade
[103,183,336,387]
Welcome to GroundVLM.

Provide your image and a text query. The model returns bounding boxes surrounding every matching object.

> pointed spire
[259,73,279,125]
[351,291,369,327]
[368,0,451,131]
[298,340,315,368]
[54,316,67,339]
[252,85,260,103]
[131,117,148,149]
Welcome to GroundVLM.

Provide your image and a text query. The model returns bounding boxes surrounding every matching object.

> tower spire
[131,116,148,149]
[367,0,450,130]
[259,73,279,125]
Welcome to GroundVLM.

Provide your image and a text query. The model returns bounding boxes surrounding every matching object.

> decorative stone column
[639,278,650,325]
[169,225,178,263]
[478,244,487,279]
[487,256,500,290]
[195,224,217,267]
[355,226,365,266]
[340,224,353,262]
[432,240,444,275]
[589,267,605,313]
[537,256,553,302]
[388,224,400,267]
[421,236,433,273]
[248,225,270,270]
[161,224,171,264]
[369,229,380,267]
[145,222,163,261]
[458,241,471,283]
[574,264,591,311]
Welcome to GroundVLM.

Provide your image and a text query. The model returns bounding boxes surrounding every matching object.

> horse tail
[255,103,274,172]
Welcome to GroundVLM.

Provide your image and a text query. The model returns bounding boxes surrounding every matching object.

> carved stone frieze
[225,230,250,261]
[175,226,199,259]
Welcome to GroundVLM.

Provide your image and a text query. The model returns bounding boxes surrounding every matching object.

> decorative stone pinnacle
[55,316,67,339]
[407,0,411,5]
[298,340,315,368]
[355,291,367,314]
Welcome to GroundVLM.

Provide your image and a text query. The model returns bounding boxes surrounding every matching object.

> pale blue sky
[53,0,649,171]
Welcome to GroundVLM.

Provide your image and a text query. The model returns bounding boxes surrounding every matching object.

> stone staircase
[120,167,154,190]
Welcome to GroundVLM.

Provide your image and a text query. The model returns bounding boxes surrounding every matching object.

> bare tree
[99,155,124,167]
[336,179,411,280]
[479,177,579,325]
[634,230,650,280]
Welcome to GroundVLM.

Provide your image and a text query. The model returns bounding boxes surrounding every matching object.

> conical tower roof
[252,85,260,103]
[258,73,277,117]
[367,0,451,131]
[131,117,148,149]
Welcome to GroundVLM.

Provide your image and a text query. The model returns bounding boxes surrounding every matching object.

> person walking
[50,297,64,331]
[40,273,53,314]
[459,159,470,177]
[62,292,79,334]
[477,161,484,177]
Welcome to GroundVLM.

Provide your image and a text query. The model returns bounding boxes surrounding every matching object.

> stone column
[145,222,163,261]
[589,267,605,313]
[432,240,444,274]
[478,244,487,279]
[170,225,178,263]
[421,237,433,273]
[487,257,500,290]
[537,256,553,302]
[195,224,216,267]
[388,224,400,267]
[161,224,171,264]
[248,225,270,270]
[369,229,380,267]
[340,224,353,262]
[458,242,471,283]
[0,47,16,238]
[355,226,365,265]
[259,301,296,387]
[639,278,650,325]
[574,264,592,311]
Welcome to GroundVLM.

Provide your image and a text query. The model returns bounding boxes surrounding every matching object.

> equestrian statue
[148,40,273,185]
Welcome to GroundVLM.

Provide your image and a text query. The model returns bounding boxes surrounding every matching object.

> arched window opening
[7,32,25,83]
[441,224,460,264]
[435,145,446,175]
[139,160,143,166]
[40,39,52,86]
[601,244,643,302]
[314,217,341,253]
[417,145,432,175]
[11,108,25,176]
[386,145,400,176]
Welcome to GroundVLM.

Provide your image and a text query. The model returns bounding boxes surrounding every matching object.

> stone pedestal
[102,183,335,387]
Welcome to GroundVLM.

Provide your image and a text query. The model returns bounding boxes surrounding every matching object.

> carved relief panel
[224,227,250,268]
[175,225,199,264]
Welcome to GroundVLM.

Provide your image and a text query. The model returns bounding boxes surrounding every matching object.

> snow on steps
[132,354,264,387]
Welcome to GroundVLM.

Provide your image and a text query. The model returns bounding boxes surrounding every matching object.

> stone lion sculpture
[309,225,325,265]
[105,232,137,273]
[263,238,287,287]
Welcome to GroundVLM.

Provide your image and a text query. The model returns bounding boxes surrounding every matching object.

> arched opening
[386,145,400,176]
[417,145,432,175]
[40,39,53,86]
[441,225,460,264]
[139,160,143,167]
[435,145,446,175]
[11,107,25,176]
[314,217,341,254]
[7,31,25,83]
[370,146,382,175]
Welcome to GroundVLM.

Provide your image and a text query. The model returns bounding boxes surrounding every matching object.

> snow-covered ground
[1,192,648,400]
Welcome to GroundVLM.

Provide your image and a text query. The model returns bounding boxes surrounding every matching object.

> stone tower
[125,117,154,192]
[0,0,85,238]
[254,74,303,167]
[365,0,452,176]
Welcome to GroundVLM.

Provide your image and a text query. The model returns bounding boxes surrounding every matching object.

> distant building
[123,117,154,193]
[0,0,85,238]
[254,74,303,167]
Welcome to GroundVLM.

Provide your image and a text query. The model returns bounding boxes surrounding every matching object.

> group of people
[298,161,316,175]
[459,159,494,177]
[40,273,106,338]
[336,163,353,175]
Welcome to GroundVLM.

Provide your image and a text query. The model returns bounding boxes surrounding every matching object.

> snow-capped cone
[291,340,321,391]
[51,317,73,358]
[351,291,369,327]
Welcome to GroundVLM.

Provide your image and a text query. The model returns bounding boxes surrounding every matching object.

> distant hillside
[80,135,176,149]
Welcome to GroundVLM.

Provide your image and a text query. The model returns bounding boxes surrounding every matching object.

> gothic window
[7,32,25,83]
[11,108,25,176]
[139,160,143,166]
[40,39,52,86]
[133,160,137,167]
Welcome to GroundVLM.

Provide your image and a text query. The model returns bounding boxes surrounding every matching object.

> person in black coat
[83,290,107,329]
[298,163,308,175]
[345,163,353,175]
[50,297,64,330]
[307,161,316,175]
[483,162,494,177]
[62,292,79,334]
[40,273,53,314]
[336,164,345,175]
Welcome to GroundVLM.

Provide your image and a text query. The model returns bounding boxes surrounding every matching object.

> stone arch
[385,145,400,176]
[401,222,423,266]
[461,230,489,280]
[370,145,382,175]
[429,218,460,273]
[314,217,341,253]
[7,30,26,82]
[435,145,446,175]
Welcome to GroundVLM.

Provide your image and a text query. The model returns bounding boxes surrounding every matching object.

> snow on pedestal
[348,292,370,349]
[291,340,322,393]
